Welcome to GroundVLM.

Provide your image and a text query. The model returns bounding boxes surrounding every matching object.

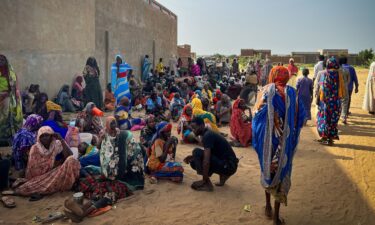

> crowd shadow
[331,143,375,152]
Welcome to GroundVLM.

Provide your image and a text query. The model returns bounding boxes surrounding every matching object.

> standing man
[261,58,273,86]
[156,58,165,77]
[184,117,238,192]
[287,58,298,88]
[313,55,325,85]
[341,57,359,115]
[232,58,239,75]
[142,55,152,82]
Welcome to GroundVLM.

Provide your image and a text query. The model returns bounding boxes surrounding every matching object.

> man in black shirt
[184,117,238,192]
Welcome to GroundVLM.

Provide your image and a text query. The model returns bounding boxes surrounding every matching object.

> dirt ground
[0,68,374,225]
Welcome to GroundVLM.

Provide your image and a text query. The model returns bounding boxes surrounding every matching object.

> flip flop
[29,193,43,202]
[87,205,112,217]
[1,196,16,208]
[1,190,15,196]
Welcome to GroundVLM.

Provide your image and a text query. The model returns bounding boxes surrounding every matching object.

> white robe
[363,62,375,112]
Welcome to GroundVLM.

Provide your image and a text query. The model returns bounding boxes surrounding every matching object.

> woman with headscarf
[100,116,145,189]
[33,92,49,120]
[140,114,157,151]
[252,66,305,225]
[191,97,219,132]
[363,62,375,114]
[147,122,183,182]
[177,104,198,143]
[76,102,103,134]
[230,98,252,147]
[316,57,344,145]
[8,126,80,196]
[215,94,231,126]
[56,84,76,112]
[0,55,23,144]
[83,57,103,109]
[71,75,85,110]
[115,96,144,131]
[12,114,44,171]
[104,83,115,111]
[42,101,69,138]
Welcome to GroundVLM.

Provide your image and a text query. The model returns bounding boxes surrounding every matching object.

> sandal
[1,196,16,208]
[1,190,16,196]
[87,205,112,217]
[29,193,43,202]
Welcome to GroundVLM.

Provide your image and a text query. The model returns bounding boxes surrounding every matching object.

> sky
[157,0,375,55]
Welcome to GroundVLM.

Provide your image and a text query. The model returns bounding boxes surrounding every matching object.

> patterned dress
[316,59,343,140]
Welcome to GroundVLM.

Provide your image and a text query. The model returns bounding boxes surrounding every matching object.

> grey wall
[0,0,177,97]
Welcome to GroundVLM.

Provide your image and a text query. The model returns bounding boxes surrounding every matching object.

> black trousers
[190,148,238,177]
[0,159,10,191]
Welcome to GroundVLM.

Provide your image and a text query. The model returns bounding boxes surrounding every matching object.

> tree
[358,48,374,66]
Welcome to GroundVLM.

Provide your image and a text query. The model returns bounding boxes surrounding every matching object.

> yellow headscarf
[46,100,62,112]
[191,98,219,132]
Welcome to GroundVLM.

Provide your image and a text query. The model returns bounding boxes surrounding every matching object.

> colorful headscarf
[151,122,172,144]
[181,104,192,122]
[23,114,44,132]
[46,100,62,112]
[326,57,340,70]
[191,98,219,132]
[230,98,252,147]
[268,66,290,99]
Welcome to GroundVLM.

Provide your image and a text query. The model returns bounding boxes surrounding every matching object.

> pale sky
[157,0,375,55]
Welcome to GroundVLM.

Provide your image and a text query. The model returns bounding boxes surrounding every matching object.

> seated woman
[140,115,157,151]
[104,83,115,111]
[177,105,199,144]
[12,114,44,172]
[9,126,81,196]
[100,117,145,189]
[202,83,213,103]
[56,85,76,112]
[169,93,185,121]
[115,96,144,131]
[42,101,68,138]
[216,94,231,126]
[191,97,219,133]
[33,92,49,120]
[76,102,103,134]
[147,122,183,182]
[230,98,252,147]
[146,92,171,122]
[78,142,100,168]
[71,75,85,110]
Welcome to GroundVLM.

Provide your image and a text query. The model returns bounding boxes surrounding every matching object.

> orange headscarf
[268,66,290,99]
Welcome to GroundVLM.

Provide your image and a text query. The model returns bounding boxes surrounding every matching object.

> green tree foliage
[358,48,374,66]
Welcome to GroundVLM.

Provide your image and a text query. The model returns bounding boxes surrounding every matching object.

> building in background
[0,0,177,98]
[241,49,271,59]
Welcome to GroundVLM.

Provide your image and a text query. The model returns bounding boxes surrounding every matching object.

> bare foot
[64,198,84,217]
[215,174,230,186]
[274,217,285,225]
[265,205,273,219]
[191,180,214,192]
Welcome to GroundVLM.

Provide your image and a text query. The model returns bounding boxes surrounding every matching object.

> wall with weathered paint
[0,0,177,97]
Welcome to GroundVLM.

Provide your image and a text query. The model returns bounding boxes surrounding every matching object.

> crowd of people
[0,52,374,225]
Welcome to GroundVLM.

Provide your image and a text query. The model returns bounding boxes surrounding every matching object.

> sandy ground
[0,68,374,225]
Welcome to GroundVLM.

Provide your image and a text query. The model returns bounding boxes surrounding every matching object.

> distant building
[318,49,349,58]
[241,49,271,59]
[291,52,320,64]
[177,44,192,68]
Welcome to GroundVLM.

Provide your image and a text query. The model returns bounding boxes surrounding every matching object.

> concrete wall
[0,0,96,97]
[0,0,177,98]
[95,0,177,85]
